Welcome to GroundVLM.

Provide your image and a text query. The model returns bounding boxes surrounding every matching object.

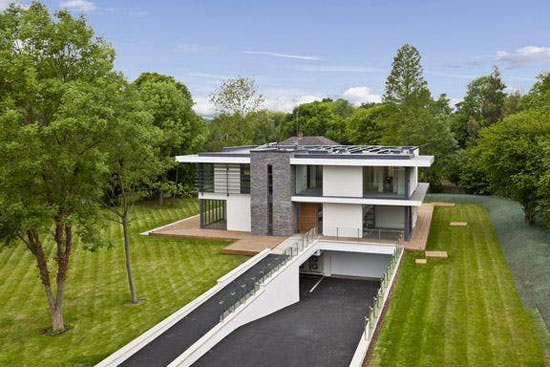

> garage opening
[299,250,393,280]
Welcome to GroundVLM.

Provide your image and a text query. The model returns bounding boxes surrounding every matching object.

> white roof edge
[175,155,250,164]
[290,155,434,167]
[291,196,423,207]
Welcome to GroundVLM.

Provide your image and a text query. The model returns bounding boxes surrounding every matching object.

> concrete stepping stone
[432,202,456,207]
[450,221,467,226]
[425,251,448,259]
[415,258,428,265]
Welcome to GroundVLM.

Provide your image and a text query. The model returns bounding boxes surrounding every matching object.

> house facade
[176,137,433,241]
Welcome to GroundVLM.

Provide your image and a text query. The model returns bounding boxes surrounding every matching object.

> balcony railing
[219,226,319,321]
[322,226,404,242]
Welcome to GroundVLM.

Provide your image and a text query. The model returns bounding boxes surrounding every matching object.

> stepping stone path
[415,258,428,265]
[450,221,468,226]
[425,251,448,259]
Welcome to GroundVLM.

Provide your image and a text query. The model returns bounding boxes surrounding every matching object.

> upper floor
[177,140,434,205]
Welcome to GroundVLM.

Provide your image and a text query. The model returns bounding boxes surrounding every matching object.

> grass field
[369,204,545,367]
[428,194,550,330]
[0,199,246,367]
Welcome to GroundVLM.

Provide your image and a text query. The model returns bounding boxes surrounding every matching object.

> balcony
[295,165,323,196]
[363,166,407,199]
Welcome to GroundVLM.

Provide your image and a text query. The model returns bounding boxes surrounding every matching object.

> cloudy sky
[3,0,550,115]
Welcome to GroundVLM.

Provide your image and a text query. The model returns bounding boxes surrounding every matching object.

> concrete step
[415,258,428,265]
[449,221,467,227]
[425,251,448,259]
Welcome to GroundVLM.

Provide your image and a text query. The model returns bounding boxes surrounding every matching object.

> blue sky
[4,0,550,114]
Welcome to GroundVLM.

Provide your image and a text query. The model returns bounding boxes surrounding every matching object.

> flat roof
[176,144,433,166]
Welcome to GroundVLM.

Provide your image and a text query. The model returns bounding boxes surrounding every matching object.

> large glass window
[196,163,214,192]
[295,165,322,195]
[363,167,405,197]
[240,164,250,194]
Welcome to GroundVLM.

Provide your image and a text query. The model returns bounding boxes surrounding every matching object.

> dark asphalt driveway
[193,275,380,367]
[119,254,288,367]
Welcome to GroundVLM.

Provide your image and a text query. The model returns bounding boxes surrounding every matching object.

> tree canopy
[383,44,430,104]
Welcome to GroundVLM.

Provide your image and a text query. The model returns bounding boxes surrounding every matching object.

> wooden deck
[403,203,434,251]
[147,215,285,255]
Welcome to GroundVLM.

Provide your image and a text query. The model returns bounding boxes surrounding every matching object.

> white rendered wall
[412,206,418,229]
[409,167,418,196]
[226,194,251,232]
[322,203,363,237]
[323,166,363,197]
[326,251,392,279]
[375,206,405,229]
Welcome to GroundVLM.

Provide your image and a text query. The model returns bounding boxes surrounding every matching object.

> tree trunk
[122,212,138,304]
[524,201,536,225]
[159,189,164,206]
[26,229,65,334]
[50,215,72,334]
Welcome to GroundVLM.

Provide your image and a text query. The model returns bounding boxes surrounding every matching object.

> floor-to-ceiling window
[363,167,405,197]
[295,165,323,195]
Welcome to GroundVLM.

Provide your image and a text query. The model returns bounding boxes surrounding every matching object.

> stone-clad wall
[250,151,295,236]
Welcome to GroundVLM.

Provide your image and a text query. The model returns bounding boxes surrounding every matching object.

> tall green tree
[381,44,456,188]
[0,3,119,333]
[521,72,550,111]
[102,90,163,304]
[383,44,430,104]
[345,103,388,144]
[474,110,550,224]
[282,99,353,143]
[132,73,204,204]
[451,67,506,147]
[209,77,264,116]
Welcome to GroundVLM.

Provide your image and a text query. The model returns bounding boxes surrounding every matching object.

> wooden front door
[299,203,322,233]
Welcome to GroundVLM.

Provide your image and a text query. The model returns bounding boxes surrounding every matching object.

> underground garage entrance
[193,250,392,367]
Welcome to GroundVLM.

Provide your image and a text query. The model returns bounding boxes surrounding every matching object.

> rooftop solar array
[254,144,418,157]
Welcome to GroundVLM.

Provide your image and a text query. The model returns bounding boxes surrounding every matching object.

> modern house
[100,137,434,367]
[176,136,433,241]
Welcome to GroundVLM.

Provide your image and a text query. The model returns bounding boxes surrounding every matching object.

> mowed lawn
[369,204,545,367]
[0,199,246,367]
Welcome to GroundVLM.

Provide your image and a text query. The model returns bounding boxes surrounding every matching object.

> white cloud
[495,46,550,68]
[342,86,381,105]
[192,96,216,116]
[243,51,321,61]
[187,72,230,80]
[262,94,322,112]
[291,65,386,73]
[192,88,323,116]
[193,86,384,116]
[1,0,28,9]
[175,43,220,54]
[60,0,97,12]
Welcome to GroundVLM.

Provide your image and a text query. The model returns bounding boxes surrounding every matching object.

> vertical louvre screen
[200,199,226,230]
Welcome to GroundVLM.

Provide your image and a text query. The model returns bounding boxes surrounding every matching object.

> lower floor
[298,202,416,241]
[193,275,380,367]
[197,193,419,241]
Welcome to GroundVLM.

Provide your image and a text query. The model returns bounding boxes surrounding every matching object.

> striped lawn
[0,199,246,367]
[369,204,544,367]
